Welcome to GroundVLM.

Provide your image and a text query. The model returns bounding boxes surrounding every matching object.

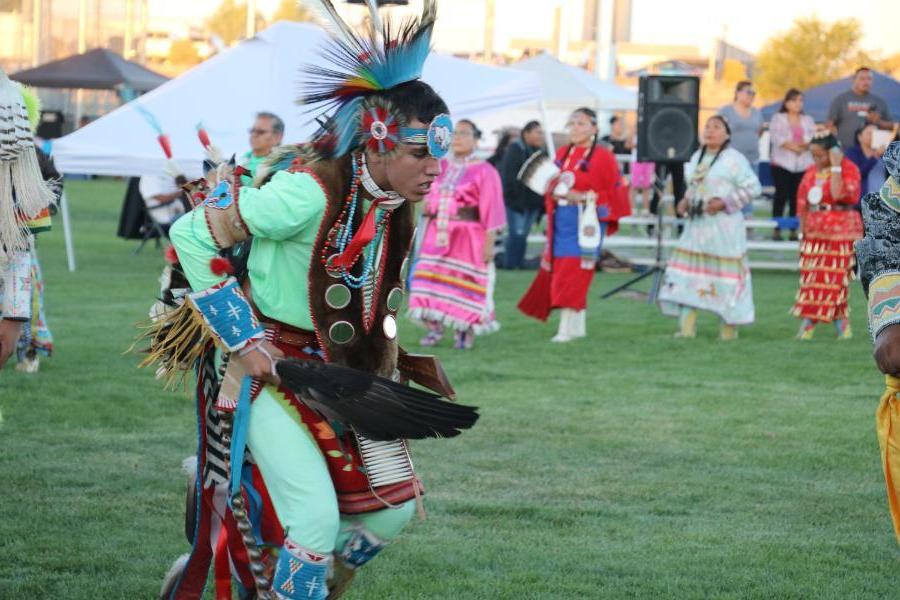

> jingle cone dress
[408,157,505,334]
[792,158,862,323]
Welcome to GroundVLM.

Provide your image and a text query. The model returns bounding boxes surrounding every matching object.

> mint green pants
[247,386,415,555]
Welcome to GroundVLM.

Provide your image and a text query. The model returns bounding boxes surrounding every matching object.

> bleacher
[527,199,804,271]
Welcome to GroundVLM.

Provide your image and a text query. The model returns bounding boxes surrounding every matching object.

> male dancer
[856,141,900,543]
[146,2,476,598]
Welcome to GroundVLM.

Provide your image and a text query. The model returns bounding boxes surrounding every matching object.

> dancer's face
[368,119,442,202]
[566,111,596,146]
[451,121,478,157]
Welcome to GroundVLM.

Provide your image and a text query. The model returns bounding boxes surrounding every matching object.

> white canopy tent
[53,22,542,179]
[50,21,543,270]
[510,52,637,112]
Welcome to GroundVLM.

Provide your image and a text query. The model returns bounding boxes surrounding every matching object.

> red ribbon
[197,127,211,148]
[157,134,173,159]
[213,522,231,600]
[330,200,386,270]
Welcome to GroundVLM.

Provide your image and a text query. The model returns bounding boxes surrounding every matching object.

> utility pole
[594,0,614,80]
[246,0,257,40]
[74,0,87,129]
[124,0,133,59]
[31,0,41,66]
[483,0,495,63]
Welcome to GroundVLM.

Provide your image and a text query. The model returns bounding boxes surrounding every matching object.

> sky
[150,0,899,57]
[629,0,898,55]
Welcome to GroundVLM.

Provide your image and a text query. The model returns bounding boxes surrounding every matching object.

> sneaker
[772,228,783,242]
[419,330,443,347]
[550,333,573,343]
[15,356,40,373]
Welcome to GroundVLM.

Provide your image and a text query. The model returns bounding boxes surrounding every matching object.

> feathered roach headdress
[301,0,453,160]
[0,70,54,259]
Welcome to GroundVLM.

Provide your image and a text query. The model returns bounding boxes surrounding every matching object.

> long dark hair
[778,88,803,113]
[558,107,598,172]
[697,115,731,169]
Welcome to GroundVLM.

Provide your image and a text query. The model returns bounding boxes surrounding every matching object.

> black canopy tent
[9,48,168,92]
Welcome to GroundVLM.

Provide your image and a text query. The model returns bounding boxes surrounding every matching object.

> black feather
[275,359,478,441]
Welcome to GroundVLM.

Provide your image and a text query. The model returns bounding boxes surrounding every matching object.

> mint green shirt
[241,152,268,186]
[169,170,327,331]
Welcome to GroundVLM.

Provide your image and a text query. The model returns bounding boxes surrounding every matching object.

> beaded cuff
[187,278,264,352]
[868,272,900,341]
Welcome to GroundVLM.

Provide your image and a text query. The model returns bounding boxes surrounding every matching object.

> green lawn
[1,179,897,599]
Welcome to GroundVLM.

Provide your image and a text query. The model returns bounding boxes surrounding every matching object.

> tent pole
[59,190,76,272]
[538,96,555,156]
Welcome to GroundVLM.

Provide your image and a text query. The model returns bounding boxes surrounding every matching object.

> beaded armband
[187,278,264,352]
[135,277,263,386]
[201,179,250,250]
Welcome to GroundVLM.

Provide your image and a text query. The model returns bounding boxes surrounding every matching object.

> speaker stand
[601,164,670,303]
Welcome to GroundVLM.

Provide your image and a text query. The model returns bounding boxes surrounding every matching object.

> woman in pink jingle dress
[408,119,506,349]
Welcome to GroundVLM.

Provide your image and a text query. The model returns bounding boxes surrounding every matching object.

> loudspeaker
[636,75,699,163]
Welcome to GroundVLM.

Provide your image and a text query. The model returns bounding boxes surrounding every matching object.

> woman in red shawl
[518,107,626,342]
[793,132,862,339]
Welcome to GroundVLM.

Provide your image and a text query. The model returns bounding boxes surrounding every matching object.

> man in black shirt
[499,121,546,269]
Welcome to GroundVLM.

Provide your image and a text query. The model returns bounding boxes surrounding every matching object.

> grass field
[1,178,897,599]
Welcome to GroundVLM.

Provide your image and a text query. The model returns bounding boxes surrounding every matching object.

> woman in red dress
[793,133,862,339]
[518,107,626,342]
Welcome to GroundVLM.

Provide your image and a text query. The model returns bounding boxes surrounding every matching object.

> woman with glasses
[658,115,761,340]
[718,81,764,177]
[518,107,622,342]
[408,119,506,349]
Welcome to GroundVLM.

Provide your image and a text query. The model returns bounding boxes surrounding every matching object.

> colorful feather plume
[300,0,437,158]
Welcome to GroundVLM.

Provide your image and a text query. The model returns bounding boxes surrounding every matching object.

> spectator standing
[827,67,894,152]
[768,88,816,240]
[718,80,764,171]
[487,127,519,169]
[601,115,633,174]
[499,121,546,269]
[240,111,284,185]
[846,123,888,197]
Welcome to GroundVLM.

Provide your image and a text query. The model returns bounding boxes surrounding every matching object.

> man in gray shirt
[827,67,894,150]
[718,80,763,168]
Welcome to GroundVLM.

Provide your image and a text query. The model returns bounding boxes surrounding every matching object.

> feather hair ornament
[0,70,55,259]
[300,0,438,158]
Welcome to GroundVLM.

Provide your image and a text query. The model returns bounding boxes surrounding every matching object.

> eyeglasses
[453,130,474,138]
[742,88,756,96]
[249,128,272,135]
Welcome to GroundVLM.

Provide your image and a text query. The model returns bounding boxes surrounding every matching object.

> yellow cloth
[876,374,900,543]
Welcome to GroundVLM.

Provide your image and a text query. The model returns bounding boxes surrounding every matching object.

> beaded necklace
[321,154,392,291]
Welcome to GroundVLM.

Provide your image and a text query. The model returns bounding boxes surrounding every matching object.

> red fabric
[332,201,389,270]
[792,159,863,322]
[796,158,861,218]
[518,144,620,320]
[213,525,231,600]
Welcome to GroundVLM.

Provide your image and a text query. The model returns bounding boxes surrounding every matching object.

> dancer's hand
[234,341,284,385]
[0,319,24,369]
[874,324,900,376]
[705,198,726,215]
[676,198,689,216]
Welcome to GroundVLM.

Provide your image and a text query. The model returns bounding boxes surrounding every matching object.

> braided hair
[558,107,599,172]
[696,114,732,171]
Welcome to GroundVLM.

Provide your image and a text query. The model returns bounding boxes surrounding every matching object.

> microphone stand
[600,163,671,303]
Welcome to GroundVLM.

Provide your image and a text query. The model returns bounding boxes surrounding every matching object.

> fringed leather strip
[131,301,214,389]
